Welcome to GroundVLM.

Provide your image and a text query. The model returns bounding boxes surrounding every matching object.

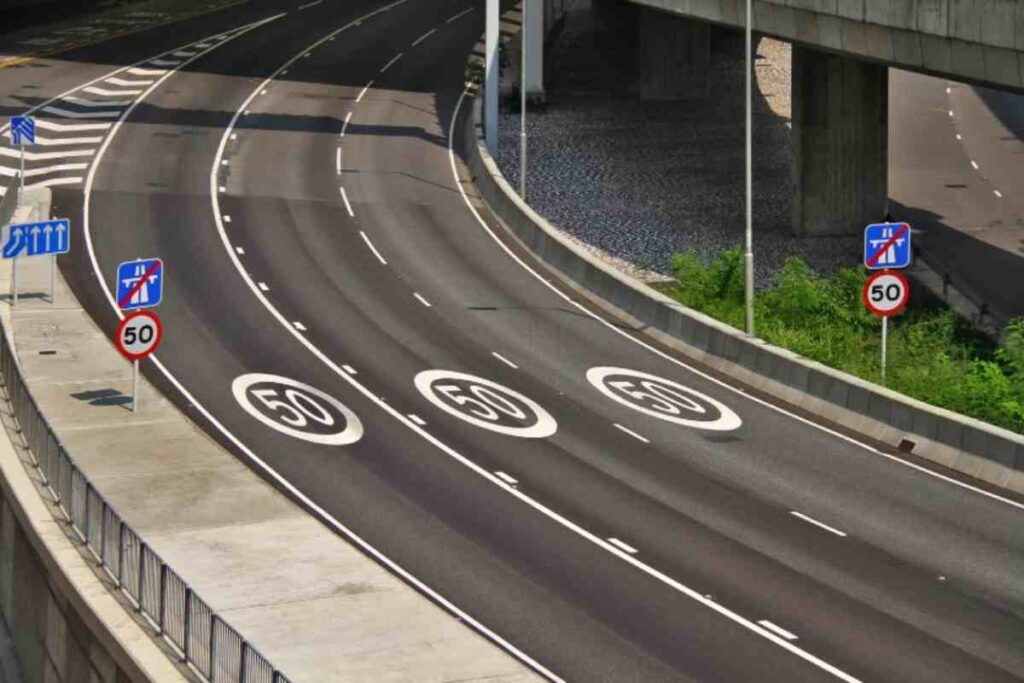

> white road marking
[34,135,103,146]
[0,147,93,160]
[948,110,954,117]
[360,231,387,264]
[23,177,84,191]
[413,292,432,307]
[219,186,226,193]
[243,110,251,116]
[356,81,373,103]
[790,511,847,537]
[613,422,650,444]
[380,53,403,73]
[341,111,353,137]
[495,471,518,485]
[63,95,131,107]
[223,215,232,223]
[607,537,638,554]
[41,106,121,119]
[446,7,474,22]
[230,133,238,140]
[128,67,166,76]
[257,281,269,292]
[148,59,180,67]
[946,86,951,94]
[412,28,436,46]
[342,364,357,375]
[408,413,427,426]
[260,89,267,95]
[36,119,110,132]
[106,77,153,87]
[304,52,312,58]
[994,190,1003,198]
[172,51,197,58]
[293,321,306,331]
[759,620,799,641]
[336,147,341,174]
[298,0,322,8]
[235,246,245,255]
[84,85,143,97]
[970,160,979,170]
[447,87,1024,515]
[221,159,229,166]
[0,163,88,177]
[955,133,962,140]
[232,373,363,445]
[491,351,518,369]
[340,187,354,216]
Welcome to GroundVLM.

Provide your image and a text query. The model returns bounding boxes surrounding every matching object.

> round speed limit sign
[862,270,910,317]
[114,311,163,360]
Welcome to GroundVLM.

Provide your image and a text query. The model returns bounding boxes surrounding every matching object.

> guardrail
[0,316,291,683]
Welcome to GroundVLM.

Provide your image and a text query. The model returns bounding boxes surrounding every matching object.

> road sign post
[114,311,163,412]
[862,270,910,384]
[2,218,71,306]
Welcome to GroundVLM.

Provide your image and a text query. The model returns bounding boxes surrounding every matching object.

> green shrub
[664,250,1024,433]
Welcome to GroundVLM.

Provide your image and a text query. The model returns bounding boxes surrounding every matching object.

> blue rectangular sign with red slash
[116,258,164,310]
[864,222,912,270]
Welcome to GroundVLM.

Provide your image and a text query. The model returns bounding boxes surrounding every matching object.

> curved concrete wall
[627,0,1024,91]
[462,91,1024,495]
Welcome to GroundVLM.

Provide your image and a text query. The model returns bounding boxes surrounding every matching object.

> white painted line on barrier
[491,351,518,369]
[495,471,518,485]
[340,187,354,216]
[790,511,847,537]
[408,413,427,426]
[380,53,403,73]
[412,28,436,46]
[613,423,649,444]
[607,538,638,554]
[413,292,432,307]
[759,620,798,641]
[360,231,387,265]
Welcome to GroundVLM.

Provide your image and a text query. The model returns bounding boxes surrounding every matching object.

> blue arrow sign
[2,219,70,259]
[10,116,35,146]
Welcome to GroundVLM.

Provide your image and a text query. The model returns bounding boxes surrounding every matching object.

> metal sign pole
[881,315,888,385]
[10,254,16,307]
[485,0,499,155]
[49,254,55,303]
[18,148,24,200]
[131,359,139,412]
[743,0,755,336]
[519,0,528,200]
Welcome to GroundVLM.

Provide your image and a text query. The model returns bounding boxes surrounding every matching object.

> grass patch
[654,249,1024,433]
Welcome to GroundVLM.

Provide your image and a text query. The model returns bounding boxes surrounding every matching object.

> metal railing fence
[0,321,290,683]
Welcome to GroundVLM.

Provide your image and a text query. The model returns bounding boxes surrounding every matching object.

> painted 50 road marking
[232,373,363,445]
[587,367,742,431]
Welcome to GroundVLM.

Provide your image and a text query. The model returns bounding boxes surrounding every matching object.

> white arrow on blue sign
[10,116,35,146]
[2,219,70,259]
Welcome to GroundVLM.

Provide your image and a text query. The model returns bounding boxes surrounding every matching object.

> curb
[463,92,1024,496]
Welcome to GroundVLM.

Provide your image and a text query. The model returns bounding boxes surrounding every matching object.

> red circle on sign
[114,311,163,361]
[862,270,910,317]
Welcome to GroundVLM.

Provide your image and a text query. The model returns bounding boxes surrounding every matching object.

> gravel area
[496,8,860,286]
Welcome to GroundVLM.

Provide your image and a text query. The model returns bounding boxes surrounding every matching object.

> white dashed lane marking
[380,53,403,73]
[412,28,436,46]
[495,471,518,485]
[413,292,432,307]
[789,511,847,537]
[360,231,388,265]
[340,187,354,217]
[613,423,650,444]
[446,7,474,22]
[607,538,638,555]
[759,620,799,641]
[356,80,373,102]
[491,351,518,369]
[408,413,427,426]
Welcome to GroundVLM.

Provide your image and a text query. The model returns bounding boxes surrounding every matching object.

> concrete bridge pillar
[792,45,888,236]
[637,9,709,100]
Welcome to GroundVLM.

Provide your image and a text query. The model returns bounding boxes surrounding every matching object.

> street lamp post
[744,0,755,336]
[519,0,528,199]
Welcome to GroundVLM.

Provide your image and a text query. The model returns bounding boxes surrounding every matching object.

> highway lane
[45,1,1024,680]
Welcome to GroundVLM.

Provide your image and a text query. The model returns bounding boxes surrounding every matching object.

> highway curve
[18,0,1024,680]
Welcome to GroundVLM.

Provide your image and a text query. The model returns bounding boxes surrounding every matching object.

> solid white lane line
[258,281,270,292]
[360,231,387,265]
[408,413,427,426]
[495,471,518,485]
[613,423,650,444]
[106,77,153,87]
[84,85,143,97]
[293,321,307,331]
[412,28,436,46]
[41,106,121,119]
[356,80,373,103]
[413,292,432,307]
[790,511,847,537]
[339,187,354,216]
[298,0,322,8]
[336,147,341,174]
[342,364,357,375]
[994,190,1003,198]
[446,7,474,22]
[341,111,353,137]
[970,160,979,170]
[607,538,638,554]
[380,53,403,73]
[36,119,110,132]
[759,620,799,641]
[491,351,518,369]
[446,89,1024,516]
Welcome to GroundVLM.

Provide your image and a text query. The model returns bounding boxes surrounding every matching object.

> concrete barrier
[463,92,1024,495]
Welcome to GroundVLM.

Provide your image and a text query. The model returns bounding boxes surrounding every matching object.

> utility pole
[519,0,528,199]
[485,0,499,155]
[743,0,755,336]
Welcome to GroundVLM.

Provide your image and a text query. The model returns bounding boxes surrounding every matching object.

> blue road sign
[864,222,912,270]
[116,257,164,310]
[2,219,70,259]
[10,116,35,146]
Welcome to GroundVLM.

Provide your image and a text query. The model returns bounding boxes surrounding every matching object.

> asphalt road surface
[2,1,1023,681]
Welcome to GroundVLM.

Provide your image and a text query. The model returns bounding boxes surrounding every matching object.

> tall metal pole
[131,360,139,412]
[485,0,499,155]
[743,0,755,336]
[881,315,888,385]
[19,147,24,200]
[519,0,528,199]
